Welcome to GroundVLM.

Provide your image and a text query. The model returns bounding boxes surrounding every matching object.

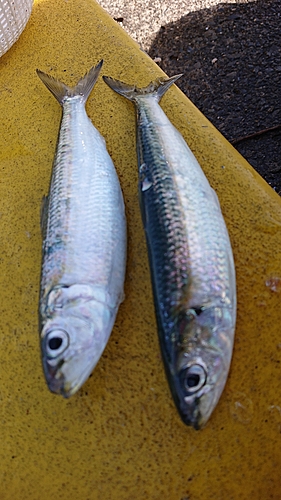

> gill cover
[40,284,115,398]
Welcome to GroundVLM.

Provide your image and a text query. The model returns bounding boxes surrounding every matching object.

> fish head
[175,351,225,430]
[170,305,235,429]
[40,285,115,397]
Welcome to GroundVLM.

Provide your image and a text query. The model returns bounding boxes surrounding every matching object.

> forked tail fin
[103,73,182,103]
[36,60,103,105]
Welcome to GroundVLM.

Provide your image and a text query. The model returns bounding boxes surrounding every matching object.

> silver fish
[103,74,236,429]
[37,61,126,397]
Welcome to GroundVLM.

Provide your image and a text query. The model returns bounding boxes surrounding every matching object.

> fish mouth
[48,373,66,395]
[178,404,203,430]
[47,371,87,398]
[44,357,95,398]
[59,379,85,398]
[178,387,216,429]
[179,410,204,430]
[48,378,80,398]
[44,359,66,396]
[176,389,209,429]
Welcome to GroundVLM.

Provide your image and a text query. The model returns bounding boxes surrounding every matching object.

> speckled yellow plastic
[0,1,280,499]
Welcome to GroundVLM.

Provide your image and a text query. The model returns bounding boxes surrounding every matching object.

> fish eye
[180,364,207,394]
[45,329,69,358]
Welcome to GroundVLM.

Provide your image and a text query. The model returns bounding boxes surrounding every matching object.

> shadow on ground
[148,0,281,193]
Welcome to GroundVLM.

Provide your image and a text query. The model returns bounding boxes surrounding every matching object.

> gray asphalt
[98,0,281,194]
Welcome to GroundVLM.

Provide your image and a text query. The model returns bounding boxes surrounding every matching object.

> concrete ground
[97,0,236,51]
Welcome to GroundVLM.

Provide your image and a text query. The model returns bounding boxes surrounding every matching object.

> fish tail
[36,60,103,105]
[103,73,182,102]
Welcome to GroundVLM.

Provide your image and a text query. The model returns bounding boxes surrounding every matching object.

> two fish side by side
[37,60,236,429]
[37,61,127,398]
[103,74,236,429]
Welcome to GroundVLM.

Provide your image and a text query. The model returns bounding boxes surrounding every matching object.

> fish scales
[37,62,127,397]
[103,74,236,429]
[41,98,124,296]
[137,96,234,361]
[136,99,191,345]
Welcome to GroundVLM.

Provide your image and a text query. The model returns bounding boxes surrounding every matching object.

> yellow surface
[0,1,281,498]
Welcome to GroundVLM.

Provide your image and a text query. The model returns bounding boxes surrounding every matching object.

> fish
[37,61,127,397]
[103,73,236,429]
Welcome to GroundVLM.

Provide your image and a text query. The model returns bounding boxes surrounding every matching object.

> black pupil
[193,307,203,316]
[48,337,63,350]
[186,373,200,388]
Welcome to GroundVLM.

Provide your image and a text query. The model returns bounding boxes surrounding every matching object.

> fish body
[103,74,236,428]
[37,61,126,397]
